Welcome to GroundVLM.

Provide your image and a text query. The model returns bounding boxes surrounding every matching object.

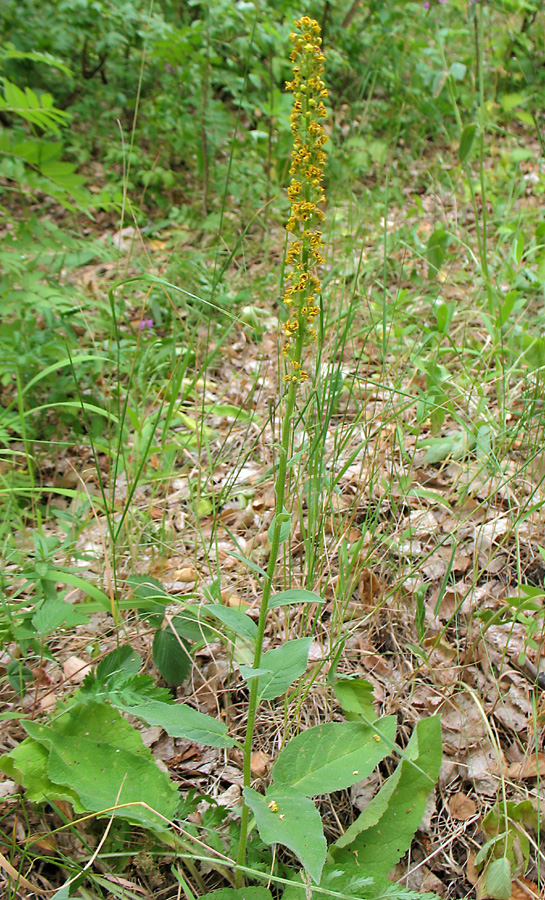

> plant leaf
[334,678,377,722]
[115,699,236,748]
[244,784,326,883]
[332,716,442,878]
[96,645,142,682]
[485,858,512,900]
[0,738,84,808]
[267,508,291,545]
[258,638,313,701]
[269,589,324,609]
[32,599,89,635]
[152,628,191,685]
[273,718,397,796]
[204,603,257,643]
[459,123,477,163]
[24,710,177,831]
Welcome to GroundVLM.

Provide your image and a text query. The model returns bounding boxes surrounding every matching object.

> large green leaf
[46,737,177,831]
[257,638,313,701]
[273,718,397,796]
[116,699,236,748]
[332,716,442,877]
[24,707,178,831]
[244,784,326,884]
[152,628,191,685]
[0,738,84,809]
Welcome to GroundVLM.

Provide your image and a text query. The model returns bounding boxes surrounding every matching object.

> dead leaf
[0,780,17,799]
[250,750,270,777]
[40,693,57,712]
[174,566,198,582]
[510,878,543,900]
[221,590,250,608]
[449,791,477,821]
[507,753,545,780]
[358,568,382,609]
[216,784,242,808]
[63,656,91,683]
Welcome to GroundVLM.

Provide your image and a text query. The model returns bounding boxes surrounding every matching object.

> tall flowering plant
[235,17,328,882]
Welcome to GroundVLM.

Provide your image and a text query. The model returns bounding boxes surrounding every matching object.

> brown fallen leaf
[510,878,543,900]
[507,753,545,780]
[221,590,250,608]
[250,750,270,777]
[174,566,198,582]
[40,693,57,712]
[63,656,92,683]
[449,791,477,821]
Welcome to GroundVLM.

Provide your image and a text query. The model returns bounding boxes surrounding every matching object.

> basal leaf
[22,703,178,831]
[201,889,272,900]
[244,784,326,884]
[0,738,84,809]
[116,699,236,748]
[332,716,442,878]
[24,702,151,756]
[46,736,177,831]
[258,638,312,701]
[273,718,397,796]
[152,628,191,686]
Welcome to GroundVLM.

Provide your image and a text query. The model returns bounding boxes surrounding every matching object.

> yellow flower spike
[236,25,328,876]
[282,17,327,381]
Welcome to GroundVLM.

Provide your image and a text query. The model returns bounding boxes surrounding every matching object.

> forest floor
[2,121,545,900]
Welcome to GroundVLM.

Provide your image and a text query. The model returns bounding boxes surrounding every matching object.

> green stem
[235,330,305,884]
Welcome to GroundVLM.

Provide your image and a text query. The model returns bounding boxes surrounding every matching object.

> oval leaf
[152,629,191,686]
[258,637,313,701]
[485,858,512,900]
[459,123,477,163]
[273,718,397,796]
[244,784,326,884]
[269,589,324,609]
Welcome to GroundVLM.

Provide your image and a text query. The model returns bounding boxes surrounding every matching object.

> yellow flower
[282,17,328,383]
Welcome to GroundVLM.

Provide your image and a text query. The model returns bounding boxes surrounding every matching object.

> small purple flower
[139,318,154,330]
[165,63,177,74]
